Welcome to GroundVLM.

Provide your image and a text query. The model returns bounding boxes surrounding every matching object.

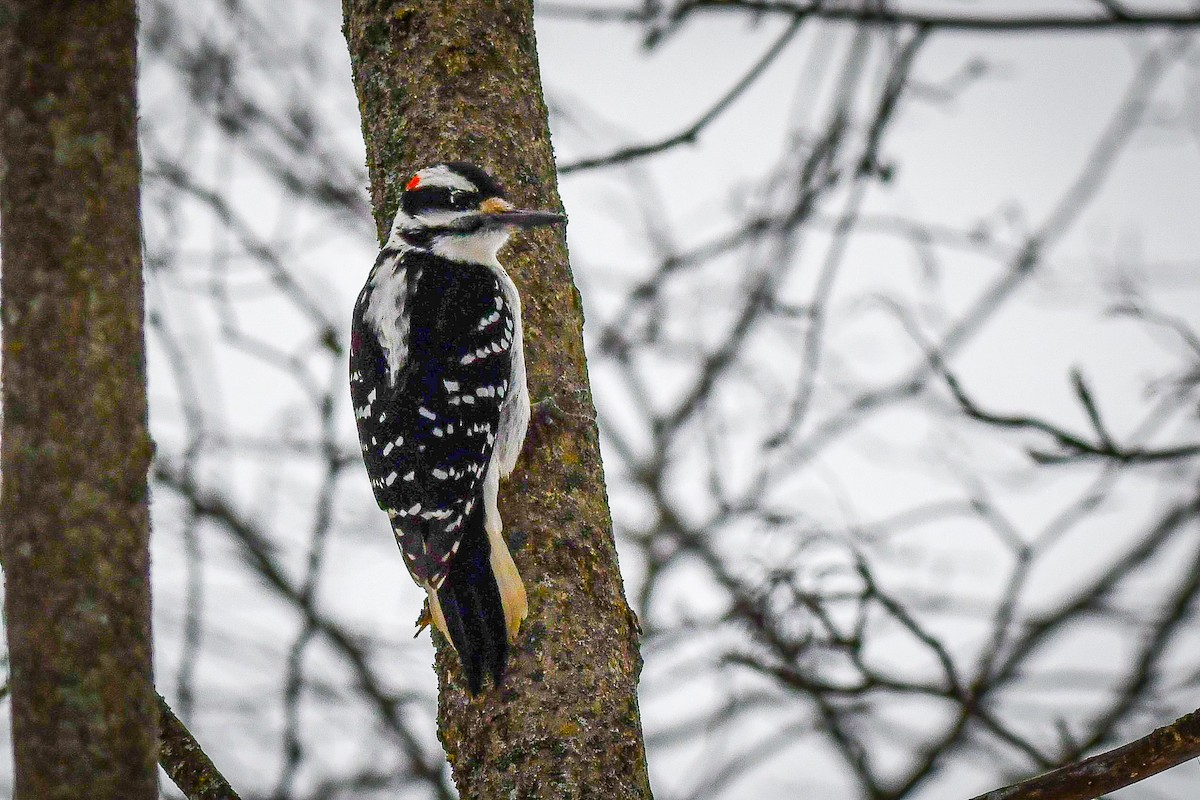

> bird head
[391,162,564,263]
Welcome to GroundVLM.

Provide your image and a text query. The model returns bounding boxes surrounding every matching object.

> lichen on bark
[340,0,653,796]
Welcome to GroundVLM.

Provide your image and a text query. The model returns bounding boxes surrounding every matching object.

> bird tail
[427,503,526,694]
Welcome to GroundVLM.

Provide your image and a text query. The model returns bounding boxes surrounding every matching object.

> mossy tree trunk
[340,1,653,797]
[0,2,157,798]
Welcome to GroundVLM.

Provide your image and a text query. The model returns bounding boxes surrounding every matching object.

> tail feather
[435,504,510,694]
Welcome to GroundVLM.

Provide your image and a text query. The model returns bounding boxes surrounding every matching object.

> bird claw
[414,603,432,638]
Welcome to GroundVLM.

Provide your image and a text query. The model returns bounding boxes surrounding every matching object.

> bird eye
[400,185,476,217]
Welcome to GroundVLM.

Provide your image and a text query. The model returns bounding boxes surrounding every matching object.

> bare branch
[157,694,242,800]
[970,708,1200,800]
[540,1,1200,32]
[559,16,804,173]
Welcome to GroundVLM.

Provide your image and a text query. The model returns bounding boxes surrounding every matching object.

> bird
[349,161,564,693]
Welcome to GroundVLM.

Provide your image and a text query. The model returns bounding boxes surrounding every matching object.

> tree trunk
[340,1,653,797]
[0,2,157,798]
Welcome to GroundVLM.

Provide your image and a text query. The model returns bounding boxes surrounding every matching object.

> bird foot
[414,602,431,638]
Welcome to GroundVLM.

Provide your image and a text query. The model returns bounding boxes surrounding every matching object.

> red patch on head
[406,174,422,191]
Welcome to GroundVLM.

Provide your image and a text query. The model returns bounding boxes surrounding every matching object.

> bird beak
[489,209,566,228]
[478,197,565,229]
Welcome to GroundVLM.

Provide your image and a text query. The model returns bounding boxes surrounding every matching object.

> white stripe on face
[413,164,478,193]
[412,209,473,228]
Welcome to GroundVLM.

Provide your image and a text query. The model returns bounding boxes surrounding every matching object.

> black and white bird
[349,162,563,693]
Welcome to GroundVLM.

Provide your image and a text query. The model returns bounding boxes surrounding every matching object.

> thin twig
[540,1,1200,32]
[559,16,803,173]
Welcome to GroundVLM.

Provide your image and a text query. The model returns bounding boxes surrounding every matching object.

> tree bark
[0,2,157,798]
[157,694,242,800]
[340,1,653,797]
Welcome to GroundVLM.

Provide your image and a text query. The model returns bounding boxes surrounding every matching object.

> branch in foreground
[157,694,242,800]
[971,708,1200,800]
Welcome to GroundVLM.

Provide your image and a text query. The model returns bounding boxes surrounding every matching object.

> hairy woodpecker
[350,162,563,693]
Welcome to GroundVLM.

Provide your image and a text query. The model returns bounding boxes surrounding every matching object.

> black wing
[350,249,515,587]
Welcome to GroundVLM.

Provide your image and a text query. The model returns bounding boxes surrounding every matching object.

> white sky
[2,1,1199,798]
